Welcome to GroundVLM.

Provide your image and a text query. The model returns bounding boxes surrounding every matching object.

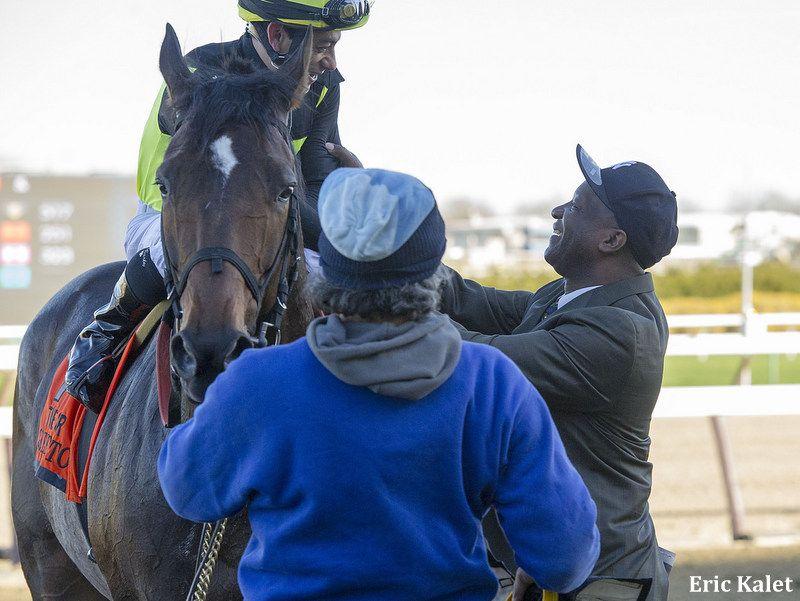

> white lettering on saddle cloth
[210,135,239,183]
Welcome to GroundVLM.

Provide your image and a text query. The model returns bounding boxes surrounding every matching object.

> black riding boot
[65,249,166,412]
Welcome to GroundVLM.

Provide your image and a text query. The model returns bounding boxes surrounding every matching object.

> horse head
[155,23,312,406]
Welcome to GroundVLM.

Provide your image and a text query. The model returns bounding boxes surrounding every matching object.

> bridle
[161,88,302,351]
[162,189,301,350]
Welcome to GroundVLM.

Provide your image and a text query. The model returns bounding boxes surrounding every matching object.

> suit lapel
[516,279,565,331]
[539,273,655,323]
[583,273,655,307]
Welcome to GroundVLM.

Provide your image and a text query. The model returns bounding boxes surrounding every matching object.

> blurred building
[0,173,136,324]
[445,214,552,272]
[444,210,800,274]
[668,212,740,262]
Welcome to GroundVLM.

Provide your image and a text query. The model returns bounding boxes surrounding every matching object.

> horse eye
[155,179,169,197]
[277,186,294,203]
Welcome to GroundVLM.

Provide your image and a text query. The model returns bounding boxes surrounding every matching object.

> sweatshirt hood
[306,312,461,400]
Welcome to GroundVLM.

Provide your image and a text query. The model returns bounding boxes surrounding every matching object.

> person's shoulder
[185,37,246,71]
[556,305,660,356]
[204,339,314,420]
[573,304,656,332]
[458,344,545,432]
[244,337,310,361]
[460,342,537,394]
[460,340,506,366]
[611,286,667,325]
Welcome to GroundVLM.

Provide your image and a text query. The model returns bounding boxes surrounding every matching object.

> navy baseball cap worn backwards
[318,168,447,290]
[576,144,679,269]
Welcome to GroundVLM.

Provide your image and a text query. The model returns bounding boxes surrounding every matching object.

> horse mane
[171,54,295,150]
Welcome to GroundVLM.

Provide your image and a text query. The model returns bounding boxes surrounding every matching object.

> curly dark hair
[307,266,447,321]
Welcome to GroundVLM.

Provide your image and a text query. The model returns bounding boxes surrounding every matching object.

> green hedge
[470,262,800,301]
[654,262,800,298]
[458,262,800,314]
[661,292,800,314]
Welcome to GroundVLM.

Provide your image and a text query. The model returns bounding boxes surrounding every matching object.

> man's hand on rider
[326,142,363,168]
[512,568,536,601]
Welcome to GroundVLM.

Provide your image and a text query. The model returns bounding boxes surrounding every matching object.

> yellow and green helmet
[238,0,370,31]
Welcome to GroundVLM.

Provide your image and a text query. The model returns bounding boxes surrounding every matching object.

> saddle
[34,300,174,503]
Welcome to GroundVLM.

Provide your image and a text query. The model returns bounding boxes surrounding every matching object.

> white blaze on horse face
[210,135,239,183]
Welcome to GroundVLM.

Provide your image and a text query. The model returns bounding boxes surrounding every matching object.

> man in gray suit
[440,145,679,601]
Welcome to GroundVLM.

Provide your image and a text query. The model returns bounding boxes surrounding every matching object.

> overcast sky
[1,1,799,211]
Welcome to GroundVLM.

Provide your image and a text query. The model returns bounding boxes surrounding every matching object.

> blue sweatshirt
[158,339,599,601]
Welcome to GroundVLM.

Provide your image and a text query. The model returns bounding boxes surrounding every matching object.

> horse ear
[159,23,192,101]
[280,26,314,110]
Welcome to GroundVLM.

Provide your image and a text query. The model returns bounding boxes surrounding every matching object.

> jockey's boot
[65,249,166,412]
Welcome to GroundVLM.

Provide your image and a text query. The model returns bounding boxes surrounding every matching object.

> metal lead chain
[188,518,229,601]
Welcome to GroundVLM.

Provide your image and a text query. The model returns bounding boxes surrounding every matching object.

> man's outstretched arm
[439,266,536,335]
[157,357,261,523]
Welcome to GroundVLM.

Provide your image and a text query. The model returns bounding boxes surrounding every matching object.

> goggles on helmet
[238,0,371,31]
[321,0,370,29]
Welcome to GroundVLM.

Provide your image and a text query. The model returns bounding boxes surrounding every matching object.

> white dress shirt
[557,285,601,309]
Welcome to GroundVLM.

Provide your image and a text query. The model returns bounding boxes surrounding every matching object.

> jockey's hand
[512,568,536,601]
[325,142,363,168]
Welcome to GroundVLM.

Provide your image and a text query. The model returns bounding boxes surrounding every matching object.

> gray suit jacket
[441,271,674,600]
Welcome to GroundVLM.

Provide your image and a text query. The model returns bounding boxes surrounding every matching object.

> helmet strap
[249,22,307,67]
[248,23,278,68]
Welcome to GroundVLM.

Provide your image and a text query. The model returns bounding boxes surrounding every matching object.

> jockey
[65,0,371,412]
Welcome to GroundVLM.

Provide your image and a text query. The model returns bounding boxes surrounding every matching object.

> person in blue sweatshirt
[157,167,600,601]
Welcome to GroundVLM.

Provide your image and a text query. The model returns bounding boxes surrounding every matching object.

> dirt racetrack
[649,415,800,549]
[649,415,800,599]
[0,414,797,599]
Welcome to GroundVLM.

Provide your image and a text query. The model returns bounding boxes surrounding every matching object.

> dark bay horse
[12,24,315,599]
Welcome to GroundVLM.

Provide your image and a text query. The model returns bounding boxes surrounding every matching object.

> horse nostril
[171,334,197,379]
[225,335,254,367]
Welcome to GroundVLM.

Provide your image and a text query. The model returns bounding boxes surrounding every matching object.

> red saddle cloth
[34,301,170,503]
[34,335,140,503]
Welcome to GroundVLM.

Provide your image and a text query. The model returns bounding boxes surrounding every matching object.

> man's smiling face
[268,25,341,91]
[544,181,622,276]
[308,29,341,83]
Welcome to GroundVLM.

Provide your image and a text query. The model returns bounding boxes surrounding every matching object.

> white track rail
[1,314,799,547]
